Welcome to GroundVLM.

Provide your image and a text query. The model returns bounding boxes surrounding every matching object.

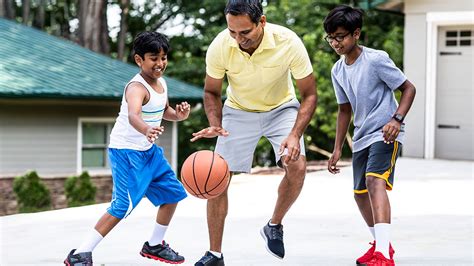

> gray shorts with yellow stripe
[352,141,401,194]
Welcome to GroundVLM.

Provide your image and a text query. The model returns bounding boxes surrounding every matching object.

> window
[81,121,114,169]
[445,30,473,47]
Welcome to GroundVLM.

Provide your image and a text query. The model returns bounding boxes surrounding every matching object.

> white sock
[369,226,376,239]
[209,250,222,258]
[148,222,168,246]
[374,223,391,258]
[74,229,104,254]
[268,220,279,226]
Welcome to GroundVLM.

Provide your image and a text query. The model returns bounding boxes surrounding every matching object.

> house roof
[358,0,404,13]
[0,18,203,102]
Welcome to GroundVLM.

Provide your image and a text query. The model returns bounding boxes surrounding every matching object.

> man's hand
[146,126,164,143]
[328,149,342,174]
[175,101,191,121]
[382,119,401,143]
[279,133,301,166]
[190,126,229,142]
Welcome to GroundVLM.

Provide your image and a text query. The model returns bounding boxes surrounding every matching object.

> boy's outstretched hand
[328,149,341,174]
[190,126,229,142]
[175,101,191,120]
[146,126,164,143]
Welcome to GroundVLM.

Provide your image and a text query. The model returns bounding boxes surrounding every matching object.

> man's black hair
[323,5,364,34]
[133,31,170,59]
[224,0,263,24]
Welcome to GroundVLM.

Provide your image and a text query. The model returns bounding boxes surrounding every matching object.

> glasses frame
[324,32,352,43]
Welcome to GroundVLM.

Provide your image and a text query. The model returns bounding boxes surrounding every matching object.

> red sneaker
[365,251,395,266]
[356,241,395,264]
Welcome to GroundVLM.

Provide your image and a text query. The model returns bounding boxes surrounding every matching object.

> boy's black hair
[133,31,170,59]
[224,0,263,24]
[323,5,364,34]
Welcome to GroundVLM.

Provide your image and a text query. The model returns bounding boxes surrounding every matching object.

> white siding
[0,101,175,177]
[402,14,427,157]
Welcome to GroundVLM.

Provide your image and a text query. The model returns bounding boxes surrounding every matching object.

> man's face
[325,26,360,55]
[226,14,266,52]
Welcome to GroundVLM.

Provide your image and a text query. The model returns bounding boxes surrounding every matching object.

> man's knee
[285,156,306,183]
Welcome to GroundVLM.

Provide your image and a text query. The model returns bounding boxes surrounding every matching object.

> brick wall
[0,175,113,216]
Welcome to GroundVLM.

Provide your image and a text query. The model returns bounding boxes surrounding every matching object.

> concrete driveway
[1,158,472,265]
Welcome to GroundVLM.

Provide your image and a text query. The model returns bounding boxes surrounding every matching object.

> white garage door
[435,25,474,160]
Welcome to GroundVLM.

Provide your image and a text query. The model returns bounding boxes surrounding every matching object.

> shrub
[64,172,97,207]
[13,171,51,213]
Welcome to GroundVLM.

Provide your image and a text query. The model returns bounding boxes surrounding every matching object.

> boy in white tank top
[64,32,191,265]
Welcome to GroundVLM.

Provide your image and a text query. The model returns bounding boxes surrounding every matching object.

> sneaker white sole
[260,227,284,260]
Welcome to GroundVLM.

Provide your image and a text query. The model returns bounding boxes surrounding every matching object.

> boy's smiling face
[326,26,360,55]
[135,49,168,79]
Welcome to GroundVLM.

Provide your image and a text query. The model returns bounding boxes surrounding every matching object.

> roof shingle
[0,18,203,101]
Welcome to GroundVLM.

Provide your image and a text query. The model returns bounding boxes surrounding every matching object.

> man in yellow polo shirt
[191,0,317,265]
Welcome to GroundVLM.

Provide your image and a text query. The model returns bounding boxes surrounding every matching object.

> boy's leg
[365,141,401,260]
[141,147,187,263]
[75,213,120,253]
[148,203,178,246]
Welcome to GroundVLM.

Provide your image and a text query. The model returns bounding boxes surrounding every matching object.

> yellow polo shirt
[206,23,313,112]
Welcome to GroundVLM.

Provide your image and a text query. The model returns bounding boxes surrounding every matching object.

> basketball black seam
[203,151,215,193]
[205,154,229,194]
[181,153,200,197]
[191,152,204,196]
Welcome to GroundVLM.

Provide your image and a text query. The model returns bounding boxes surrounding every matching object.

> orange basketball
[180,150,230,199]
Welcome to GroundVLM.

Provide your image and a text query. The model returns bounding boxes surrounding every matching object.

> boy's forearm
[396,81,416,117]
[334,108,351,152]
[129,113,150,136]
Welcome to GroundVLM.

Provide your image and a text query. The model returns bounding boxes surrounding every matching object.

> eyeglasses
[324,32,352,43]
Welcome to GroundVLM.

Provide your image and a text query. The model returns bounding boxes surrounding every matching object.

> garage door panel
[435,25,474,160]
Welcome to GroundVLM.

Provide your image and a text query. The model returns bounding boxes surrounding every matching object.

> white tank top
[109,74,167,150]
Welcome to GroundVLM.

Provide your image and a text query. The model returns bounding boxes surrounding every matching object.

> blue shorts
[352,141,401,194]
[107,145,187,219]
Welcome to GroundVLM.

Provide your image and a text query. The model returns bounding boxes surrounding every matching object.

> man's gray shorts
[215,98,305,173]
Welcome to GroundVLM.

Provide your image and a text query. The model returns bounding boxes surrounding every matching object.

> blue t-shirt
[331,46,407,152]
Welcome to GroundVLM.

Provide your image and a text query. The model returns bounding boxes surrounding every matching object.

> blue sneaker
[260,222,285,259]
[194,251,224,266]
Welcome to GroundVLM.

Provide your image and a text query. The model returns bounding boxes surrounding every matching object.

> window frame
[77,117,115,175]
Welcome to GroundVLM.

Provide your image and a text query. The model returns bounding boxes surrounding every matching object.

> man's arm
[292,73,317,138]
[190,74,229,142]
[203,74,224,127]
[328,103,352,174]
[280,73,317,164]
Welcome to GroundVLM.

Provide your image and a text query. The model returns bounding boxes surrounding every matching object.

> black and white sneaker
[194,251,225,266]
[64,249,93,266]
[140,240,185,264]
[260,222,285,259]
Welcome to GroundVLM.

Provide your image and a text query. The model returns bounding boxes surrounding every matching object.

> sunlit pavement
[1,158,472,265]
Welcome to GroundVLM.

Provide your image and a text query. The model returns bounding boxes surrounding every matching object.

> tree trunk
[22,0,30,24]
[117,0,130,61]
[1,0,15,19]
[33,0,46,29]
[78,0,108,54]
[0,0,5,17]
